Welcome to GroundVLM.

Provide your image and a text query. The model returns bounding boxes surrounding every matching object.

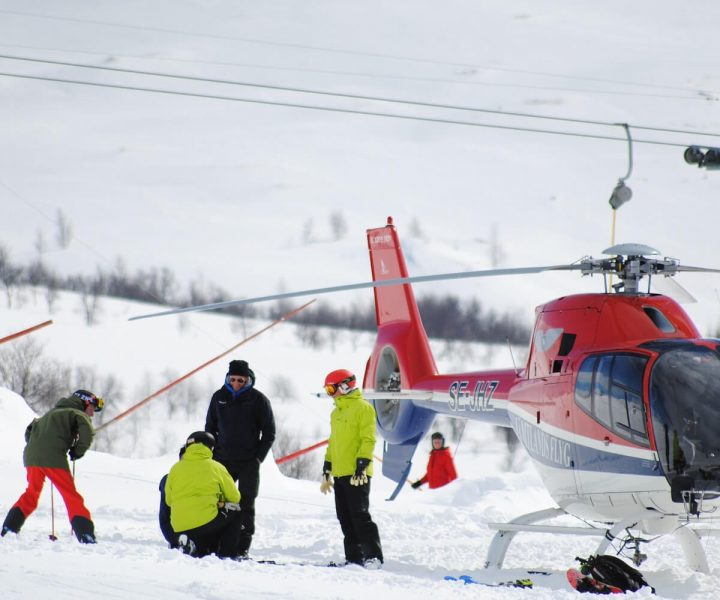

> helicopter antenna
[507,337,520,375]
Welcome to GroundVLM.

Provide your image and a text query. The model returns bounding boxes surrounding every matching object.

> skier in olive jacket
[204,359,275,557]
[320,368,383,568]
[165,431,242,558]
[1,390,104,543]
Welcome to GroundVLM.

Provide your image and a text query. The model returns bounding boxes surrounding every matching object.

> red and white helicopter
[133,217,720,573]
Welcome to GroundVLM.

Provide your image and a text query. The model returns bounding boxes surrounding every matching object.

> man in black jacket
[205,359,275,557]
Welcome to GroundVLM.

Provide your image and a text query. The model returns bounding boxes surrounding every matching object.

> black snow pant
[333,476,383,564]
[178,510,243,558]
[225,459,260,555]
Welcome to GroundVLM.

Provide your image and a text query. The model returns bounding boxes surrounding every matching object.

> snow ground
[2,293,720,599]
[3,384,714,600]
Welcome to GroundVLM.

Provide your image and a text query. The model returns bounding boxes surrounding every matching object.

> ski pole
[49,484,57,541]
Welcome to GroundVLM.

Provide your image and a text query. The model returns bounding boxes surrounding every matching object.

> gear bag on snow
[575,555,655,594]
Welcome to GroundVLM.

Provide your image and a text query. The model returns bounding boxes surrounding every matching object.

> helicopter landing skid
[484,507,711,573]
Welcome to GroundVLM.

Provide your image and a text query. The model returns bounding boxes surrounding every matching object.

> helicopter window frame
[574,353,650,447]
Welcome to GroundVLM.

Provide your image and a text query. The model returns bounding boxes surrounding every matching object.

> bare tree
[0,244,21,308]
[295,323,323,349]
[329,211,348,241]
[55,209,73,249]
[78,276,104,325]
[0,338,71,413]
[273,420,321,480]
[45,275,60,313]
[488,223,505,268]
[34,229,47,257]
[301,218,315,245]
[409,217,425,239]
[269,374,294,402]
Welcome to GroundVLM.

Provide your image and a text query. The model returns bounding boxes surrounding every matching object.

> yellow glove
[320,460,333,494]
[320,475,334,494]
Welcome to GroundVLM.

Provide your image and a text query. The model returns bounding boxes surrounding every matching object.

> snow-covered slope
[3,385,718,599]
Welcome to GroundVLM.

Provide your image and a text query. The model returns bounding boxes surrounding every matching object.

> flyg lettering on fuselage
[509,413,572,468]
[448,380,498,412]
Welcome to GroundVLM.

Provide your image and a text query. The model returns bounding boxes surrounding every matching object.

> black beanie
[228,360,255,380]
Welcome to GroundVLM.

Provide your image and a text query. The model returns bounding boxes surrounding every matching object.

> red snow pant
[13,466,92,523]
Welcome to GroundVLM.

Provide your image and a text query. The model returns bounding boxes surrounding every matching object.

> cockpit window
[650,346,720,492]
[574,353,649,446]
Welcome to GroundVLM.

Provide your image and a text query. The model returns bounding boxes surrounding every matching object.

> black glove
[411,480,422,489]
[322,460,332,480]
[350,458,370,486]
[68,448,78,461]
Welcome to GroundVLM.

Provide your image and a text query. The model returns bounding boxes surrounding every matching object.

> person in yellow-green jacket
[165,431,243,559]
[320,369,383,568]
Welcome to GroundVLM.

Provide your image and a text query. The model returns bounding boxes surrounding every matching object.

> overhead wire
[2,53,719,139]
[0,69,700,148]
[0,44,713,103]
[0,8,717,98]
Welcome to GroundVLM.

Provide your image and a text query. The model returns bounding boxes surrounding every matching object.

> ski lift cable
[2,53,719,138]
[0,71,701,148]
[0,47,709,103]
[0,8,715,98]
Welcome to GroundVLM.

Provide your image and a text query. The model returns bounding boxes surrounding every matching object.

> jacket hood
[183,442,213,461]
[224,377,254,399]
[55,396,85,411]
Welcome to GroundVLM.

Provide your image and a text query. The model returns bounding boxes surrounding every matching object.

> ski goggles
[73,390,104,412]
[325,377,355,396]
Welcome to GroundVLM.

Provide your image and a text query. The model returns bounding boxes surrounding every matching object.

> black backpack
[577,555,655,593]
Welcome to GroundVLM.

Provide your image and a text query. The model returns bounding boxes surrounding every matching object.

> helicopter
[132,216,720,573]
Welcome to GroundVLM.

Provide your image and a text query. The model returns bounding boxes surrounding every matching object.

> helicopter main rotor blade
[128,263,579,321]
[675,265,720,274]
[651,276,697,304]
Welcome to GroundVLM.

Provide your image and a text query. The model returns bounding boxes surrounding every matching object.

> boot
[71,516,97,544]
[1,507,26,536]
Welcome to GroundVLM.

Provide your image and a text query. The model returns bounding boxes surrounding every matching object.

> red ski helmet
[324,369,356,396]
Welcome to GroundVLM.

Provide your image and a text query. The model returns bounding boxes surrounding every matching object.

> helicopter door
[573,353,650,510]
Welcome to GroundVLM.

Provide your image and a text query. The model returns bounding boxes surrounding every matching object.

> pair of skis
[444,574,533,588]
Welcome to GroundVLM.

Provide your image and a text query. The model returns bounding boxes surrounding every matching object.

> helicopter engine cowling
[368,344,435,445]
[374,395,435,445]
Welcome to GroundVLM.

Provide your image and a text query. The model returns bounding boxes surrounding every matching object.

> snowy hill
[2,1,720,333]
[2,1,720,597]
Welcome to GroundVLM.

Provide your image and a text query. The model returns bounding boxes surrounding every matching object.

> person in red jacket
[411,432,458,490]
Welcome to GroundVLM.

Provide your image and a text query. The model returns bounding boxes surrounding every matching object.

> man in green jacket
[1,390,104,543]
[165,431,243,559]
[321,369,384,568]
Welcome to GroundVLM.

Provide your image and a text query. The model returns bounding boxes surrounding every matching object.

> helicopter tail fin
[365,218,437,492]
[366,217,437,388]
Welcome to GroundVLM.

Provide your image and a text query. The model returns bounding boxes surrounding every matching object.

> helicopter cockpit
[648,342,720,510]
